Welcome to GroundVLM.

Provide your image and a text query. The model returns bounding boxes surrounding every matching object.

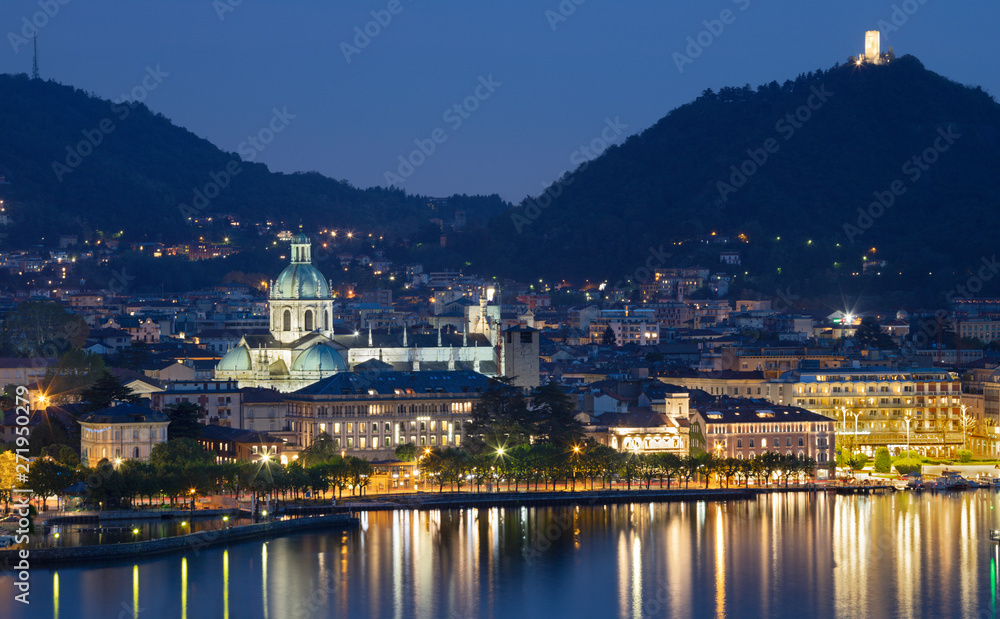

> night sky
[2,0,997,203]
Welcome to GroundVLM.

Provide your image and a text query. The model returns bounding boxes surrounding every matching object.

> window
[347,437,354,448]
[384,422,391,433]
[347,423,353,432]
[749,439,755,448]
[360,437,366,449]
[737,439,742,448]
[283,309,291,332]
[798,437,804,447]
[761,438,767,448]
[304,310,314,331]
[786,437,791,447]
[133,447,139,458]
[419,436,426,446]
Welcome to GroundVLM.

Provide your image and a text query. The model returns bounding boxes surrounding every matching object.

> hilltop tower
[864,30,881,64]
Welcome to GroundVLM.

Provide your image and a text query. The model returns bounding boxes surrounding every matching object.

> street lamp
[851,412,862,455]
[572,445,581,491]
[904,412,913,455]
[960,404,971,452]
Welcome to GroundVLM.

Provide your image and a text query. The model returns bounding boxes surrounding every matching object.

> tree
[27,459,76,510]
[40,444,80,468]
[79,370,140,412]
[659,453,683,490]
[300,432,339,467]
[0,451,17,511]
[719,457,741,488]
[162,402,205,440]
[394,443,417,462]
[40,349,107,403]
[28,415,74,457]
[0,299,88,357]
[874,447,892,473]
[849,452,869,471]
[957,449,973,463]
[894,458,922,475]
[464,378,532,455]
[854,317,896,350]
[601,326,617,348]
[150,438,214,468]
[529,382,584,446]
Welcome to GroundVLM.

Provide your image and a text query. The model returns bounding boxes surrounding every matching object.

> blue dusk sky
[2,0,997,203]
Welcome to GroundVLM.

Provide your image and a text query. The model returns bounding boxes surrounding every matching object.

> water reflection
[3,492,1000,618]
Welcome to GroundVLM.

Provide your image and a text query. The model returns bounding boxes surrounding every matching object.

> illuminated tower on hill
[864,30,881,64]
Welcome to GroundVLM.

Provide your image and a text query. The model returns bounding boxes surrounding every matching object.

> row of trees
[15,438,375,511]
[416,443,818,493]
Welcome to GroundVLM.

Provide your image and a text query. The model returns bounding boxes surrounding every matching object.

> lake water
[2,491,999,618]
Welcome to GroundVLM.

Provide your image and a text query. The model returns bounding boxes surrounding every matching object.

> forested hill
[0,73,507,245]
[447,55,1000,299]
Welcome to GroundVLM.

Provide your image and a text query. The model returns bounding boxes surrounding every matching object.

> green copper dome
[218,346,252,372]
[292,344,347,373]
[273,264,331,300]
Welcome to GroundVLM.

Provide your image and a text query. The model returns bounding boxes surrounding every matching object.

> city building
[689,401,835,470]
[197,425,284,464]
[284,370,491,459]
[78,403,170,467]
[215,235,500,391]
[764,368,963,457]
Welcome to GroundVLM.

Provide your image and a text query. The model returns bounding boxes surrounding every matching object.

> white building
[78,404,170,467]
[215,234,500,391]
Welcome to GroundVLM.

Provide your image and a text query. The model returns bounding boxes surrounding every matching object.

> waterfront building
[284,370,491,459]
[689,400,835,469]
[79,403,170,467]
[764,367,963,457]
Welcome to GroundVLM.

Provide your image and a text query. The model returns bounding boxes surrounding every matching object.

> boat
[941,470,970,490]
[891,477,910,491]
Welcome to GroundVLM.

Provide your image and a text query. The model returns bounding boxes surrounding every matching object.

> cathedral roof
[291,343,348,373]
[289,370,491,397]
[273,263,331,300]
[218,346,252,372]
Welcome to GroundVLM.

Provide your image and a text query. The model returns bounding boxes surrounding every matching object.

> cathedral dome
[292,344,347,373]
[273,264,331,300]
[218,346,252,372]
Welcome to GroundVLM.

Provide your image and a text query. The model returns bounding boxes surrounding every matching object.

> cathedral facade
[215,234,499,392]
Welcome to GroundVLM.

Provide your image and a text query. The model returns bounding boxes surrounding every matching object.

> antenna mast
[32,34,39,79]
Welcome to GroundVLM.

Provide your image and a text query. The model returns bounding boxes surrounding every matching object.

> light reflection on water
[2,492,1000,618]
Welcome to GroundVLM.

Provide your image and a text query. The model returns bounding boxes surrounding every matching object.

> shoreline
[1,486,836,568]
[0,513,359,568]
